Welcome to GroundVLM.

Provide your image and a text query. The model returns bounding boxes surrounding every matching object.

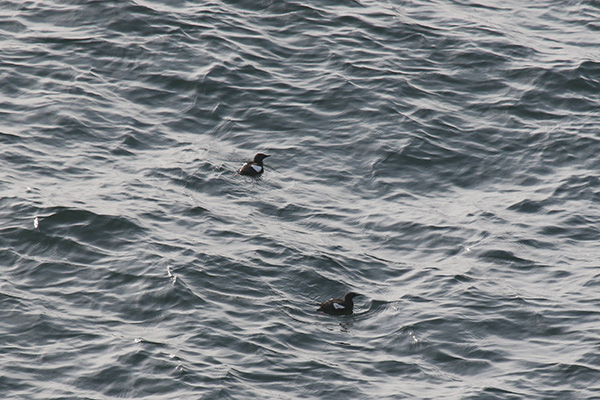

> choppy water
[2,0,600,399]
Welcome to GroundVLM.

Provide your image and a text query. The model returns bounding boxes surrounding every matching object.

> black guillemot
[238,153,270,177]
[317,292,362,315]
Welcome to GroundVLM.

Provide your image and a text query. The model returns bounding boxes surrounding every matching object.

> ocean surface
[1,0,599,399]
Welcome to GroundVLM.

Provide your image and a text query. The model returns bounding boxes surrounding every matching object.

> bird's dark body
[317,292,361,315]
[238,153,270,177]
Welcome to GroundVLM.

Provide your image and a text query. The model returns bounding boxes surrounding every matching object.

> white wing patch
[332,302,345,310]
[251,164,262,173]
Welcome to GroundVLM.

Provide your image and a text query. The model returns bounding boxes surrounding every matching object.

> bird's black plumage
[238,153,270,177]
[317,292,362,315]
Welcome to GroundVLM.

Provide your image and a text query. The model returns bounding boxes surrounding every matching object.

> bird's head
[344,292,362,301]
[254,153,270,163]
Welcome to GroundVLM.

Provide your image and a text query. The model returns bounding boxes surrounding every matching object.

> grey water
[1,0,600,399]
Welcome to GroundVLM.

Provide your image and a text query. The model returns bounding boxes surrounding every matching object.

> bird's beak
[264,154,271,158]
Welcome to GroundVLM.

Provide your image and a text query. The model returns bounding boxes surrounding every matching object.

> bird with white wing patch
[317,292,362,315]
[237,153,270,177]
